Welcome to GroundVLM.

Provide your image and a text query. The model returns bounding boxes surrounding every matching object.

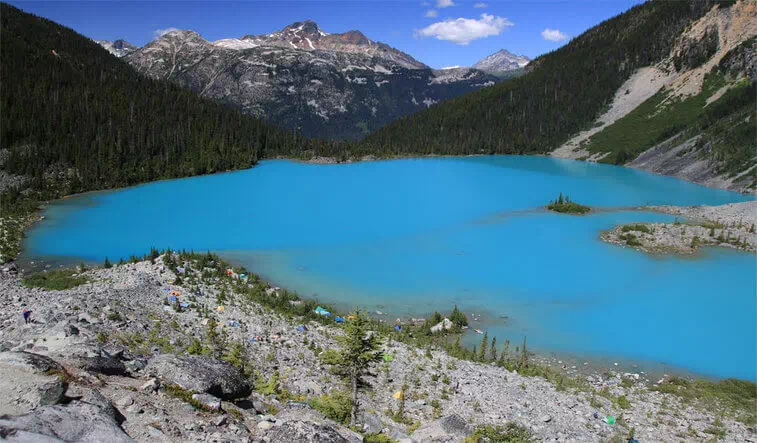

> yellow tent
[392,390,404,400]
[216,306,225,312]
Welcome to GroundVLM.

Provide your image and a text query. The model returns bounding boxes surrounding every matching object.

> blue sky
[9,0,643,68]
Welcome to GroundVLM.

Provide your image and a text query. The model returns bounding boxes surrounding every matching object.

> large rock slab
[263,420,361,443]
[0,400,133,442]
[268,407,363,443]
[410,414,471,442]
[144,354,251,400]
[0,352,66,416]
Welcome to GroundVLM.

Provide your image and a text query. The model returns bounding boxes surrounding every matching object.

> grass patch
[22,269,88,290]
[163,384,221,413]
[364,433,396,443]
[465,423,533,442]
[621,224,650,234]
[650,377,757,425]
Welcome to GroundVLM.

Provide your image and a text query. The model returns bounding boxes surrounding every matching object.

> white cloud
[473,2,488,8]
[436,0,455,8]
[416,13,513,45]
[425,9,438,17]
[154,27,179,39]
[541,28,568,42]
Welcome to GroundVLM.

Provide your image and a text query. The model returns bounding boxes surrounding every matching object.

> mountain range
[2,0,754,216]
[101,21,510,139]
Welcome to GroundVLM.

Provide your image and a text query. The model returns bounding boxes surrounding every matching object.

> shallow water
[21,156,756,379]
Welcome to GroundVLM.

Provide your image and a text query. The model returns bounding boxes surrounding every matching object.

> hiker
[22,309,32,324]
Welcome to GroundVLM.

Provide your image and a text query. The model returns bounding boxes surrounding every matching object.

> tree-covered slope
[357,0,728,156]
[0,2,332,202]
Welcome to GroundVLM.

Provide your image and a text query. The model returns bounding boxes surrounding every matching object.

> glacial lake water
[21,156,756,380]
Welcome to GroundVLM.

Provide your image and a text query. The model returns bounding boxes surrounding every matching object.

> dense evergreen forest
[357,0,732,156]
[0,2,338,210]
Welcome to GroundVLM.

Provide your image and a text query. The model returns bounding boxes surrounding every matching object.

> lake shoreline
[2,253,754,441]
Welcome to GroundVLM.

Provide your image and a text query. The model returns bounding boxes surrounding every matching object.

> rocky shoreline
[602,201,756,255]
[0,252,754,442]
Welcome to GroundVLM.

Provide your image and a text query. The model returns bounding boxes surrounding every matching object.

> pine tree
[103,257,112,268]
[518,336,529,369]
[478,332,488,361]
[489,336,498,362]
[449,305,468,328]
[333,310,383,426]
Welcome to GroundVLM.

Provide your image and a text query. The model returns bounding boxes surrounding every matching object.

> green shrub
[22,269,88,290]
[254,371,280,396]
[621,224,650,234]
[617,395,631,409]
[467,423,533,442]
[308,390,352,424]
[364,433,396,443]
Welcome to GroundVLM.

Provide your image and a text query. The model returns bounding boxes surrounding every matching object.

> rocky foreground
[0,254,754,442]
[602,201,757,255]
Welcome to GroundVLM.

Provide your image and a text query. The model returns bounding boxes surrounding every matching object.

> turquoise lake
[21,156,756,380]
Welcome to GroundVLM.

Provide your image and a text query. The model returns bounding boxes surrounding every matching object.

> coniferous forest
[357,0,733,156]
[0,2,338,206]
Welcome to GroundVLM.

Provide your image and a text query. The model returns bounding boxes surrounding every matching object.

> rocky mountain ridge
[473,49,530,74]
[96,39,137,57]
[121,23,499,139]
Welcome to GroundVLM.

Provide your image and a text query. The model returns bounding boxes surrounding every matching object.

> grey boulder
[0,352,66,416]
[263,421,360,443]
[144,354,251,400]
[0,400,132,442]
[267,408,363,443]
[410,414,471,442]
[86,356,127,376]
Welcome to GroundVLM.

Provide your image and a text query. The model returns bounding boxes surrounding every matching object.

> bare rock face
[125,23,499,139]
[0,401,133,442]
[144,354,252,400]
[410,414,471,442]
[0,352,66,416]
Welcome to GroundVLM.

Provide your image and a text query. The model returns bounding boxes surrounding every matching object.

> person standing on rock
[22,309,31,324]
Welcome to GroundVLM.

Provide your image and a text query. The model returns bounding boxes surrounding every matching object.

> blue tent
[335,317,345,323]
[314,306,331,317]
[168,295,178,302]
[394,325,402,332]
[297,325,307,332]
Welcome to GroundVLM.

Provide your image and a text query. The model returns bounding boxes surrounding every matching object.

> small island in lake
[546,193,591,215]
[602,201,757,254]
